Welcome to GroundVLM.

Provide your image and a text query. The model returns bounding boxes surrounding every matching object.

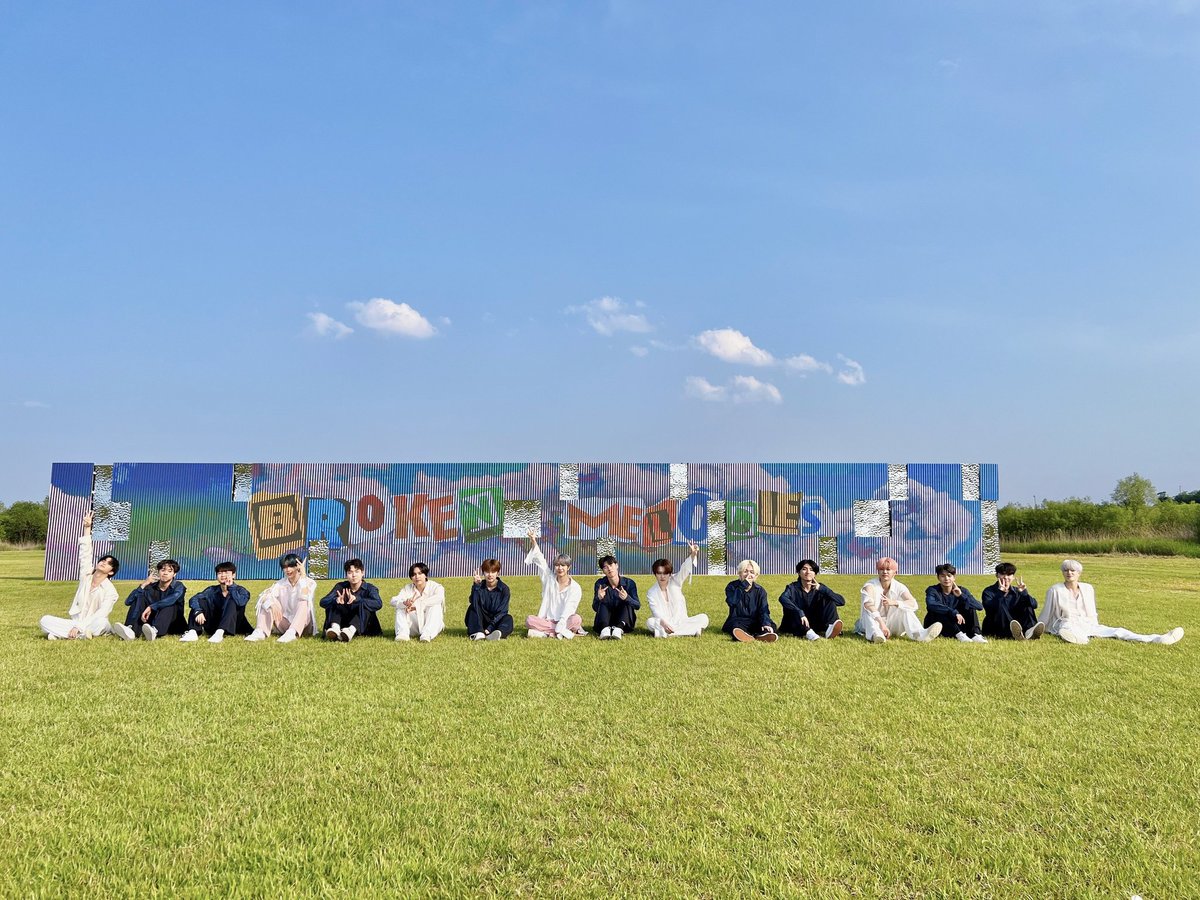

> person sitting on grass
[924,563,987,643]
[40,510,120,640]
[113,558,186,642]
[1039,559,1184,646]
[391,562,446,643]
[722,559,778,643]
[777,558,845,640]
[592,554,640,640]
[646,541,708,638]
[467,558,514,641]
[180,561,252,643]
[981,562,1044,640]
[246,553,316,643]
[319,558,383,642]
[854,557,941,644]
[524,528,585,639]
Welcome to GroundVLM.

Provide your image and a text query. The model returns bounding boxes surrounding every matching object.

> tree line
[0,499,49,545]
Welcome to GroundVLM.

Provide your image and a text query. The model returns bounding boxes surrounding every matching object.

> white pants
[647,614,709,637]
[857,608,927,641]
[1075,622,1163,643]
[397,605,444,642]
[40,615,111,639]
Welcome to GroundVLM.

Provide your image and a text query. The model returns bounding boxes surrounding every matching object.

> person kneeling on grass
[646,541,708,638]
[981,562,1044,641]
[592,554,640,640]
[854,557,941,644]
[722,559,777,643]
[467,558,514,641]
[181,561,252,643]
[391,563,446,643]
[113,558,187,642]
[777,558,844,641]
[40,510,120,640]
[924,563,987,644]
[1039,559,1184,646]
[246,553,316,643]
[320,558,383,642]
[524,528,585,639]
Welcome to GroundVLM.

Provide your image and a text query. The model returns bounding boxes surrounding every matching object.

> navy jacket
[592,575,641,611]
[778,581,845,620]
[467,579,512,630]
[924,584,982,617]
[319,580,384,613]
[722,580,775,631]
[189,583,250,612]
[125,580,187,612]
[981,583,1037,622]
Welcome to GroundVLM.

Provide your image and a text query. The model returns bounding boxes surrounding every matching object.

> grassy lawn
[1,551,1196,897]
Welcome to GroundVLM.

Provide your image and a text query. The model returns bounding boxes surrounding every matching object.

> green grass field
[2,552,1196,898]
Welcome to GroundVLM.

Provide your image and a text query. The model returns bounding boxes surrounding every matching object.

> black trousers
[779,596,841,636]
[465,606,514,638]
[982,598,1038,638]
[593,600,637,632]
[924,606,981,639]
[722,613,771,637]
[188,596,253,635]
[125,597,183,635]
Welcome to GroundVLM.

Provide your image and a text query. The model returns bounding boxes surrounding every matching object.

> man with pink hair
[854,557,942,643]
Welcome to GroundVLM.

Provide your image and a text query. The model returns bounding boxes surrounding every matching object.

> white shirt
[646,554,697,627]
[69,535,119,637]
[526,545,582,632]
[390,579,446,614]
[257,574,317,621]
[1039,581,1099,634]
[858,576,918,624]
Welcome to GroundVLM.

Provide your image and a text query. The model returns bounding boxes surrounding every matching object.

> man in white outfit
[854,557,942,644]
[646,541,708,638]
[390,562,446,642]
[40,510,121,640]
[246,553,317,643]
[1040,559,1184,646]
[524,529,585,639]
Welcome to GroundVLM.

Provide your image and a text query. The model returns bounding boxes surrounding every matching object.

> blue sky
[2,1,1198,507]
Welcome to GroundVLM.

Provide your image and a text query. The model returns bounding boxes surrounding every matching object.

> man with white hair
[525,529,585,638]
[722,559,777,643]
[855,557,942,643]
[1040,559,1184,645]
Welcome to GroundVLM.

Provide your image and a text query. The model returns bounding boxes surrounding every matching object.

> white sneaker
[419,634,434,643]
[341,625,356,643]
[1059,626,1087,645]
[919,622,943,642]
[180,630,199,643]
[955,632,972,643]
[871,633,887,644]
[326,622,342,641]
[141,623,158,642]
[1161,627,1184,645]
[527,629,548,638]
[486,630,503,640]
[47,634,60,641]
[971,634,987,643]
[277,630,298,644]
[825,620,843,639]
[471,632,486,641]
[611,627,624,640]
[208,629,225,644]
[115,623,136,641]
[599,626,612,640]
[1026,622,1046,640]
[244,629,267,642]
[805,629,819,641]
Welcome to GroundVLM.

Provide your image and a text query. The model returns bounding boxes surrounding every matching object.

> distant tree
[1110,473,1157,509]
[0,501,48,544]
[1174,489,1200,504]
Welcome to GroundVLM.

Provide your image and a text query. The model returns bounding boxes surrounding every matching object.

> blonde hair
[736,559,760,576]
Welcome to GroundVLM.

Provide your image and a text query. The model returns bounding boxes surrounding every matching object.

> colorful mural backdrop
[45,462,1001,580]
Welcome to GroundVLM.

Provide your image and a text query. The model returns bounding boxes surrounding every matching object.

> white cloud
[21,399,50,409]
[836,354,866,386]
[307,312,353,340]
[348,298,437,338]
[629,345,649,357]
[568,296,652,335]
[684,374,782,404]
[784,353,833,375]
[694,328,776,366]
